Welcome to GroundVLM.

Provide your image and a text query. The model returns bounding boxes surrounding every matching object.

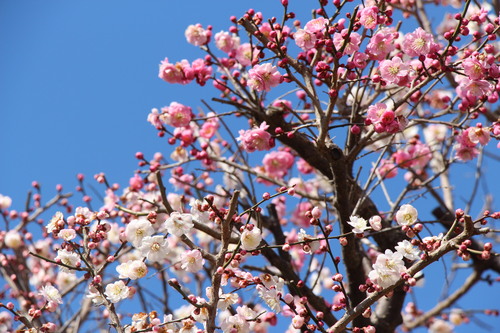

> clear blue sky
[1,1,499,332]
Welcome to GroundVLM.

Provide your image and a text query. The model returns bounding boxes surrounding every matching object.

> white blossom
[240,227,262,251]
[180,249,205,273]
[138,235,169,262]
[297,228,320,254]
[347,216,369,234]
[395,204,418,226]
[46,211,64,234]
[125,218,155,248]
[429,319,454,333]
[116,260,148,280]
[87,285,106,306]
[58,229,76,241]
[220,314,250,333]
[105,280,129,303]
[395,240,420,260]
[39,284,63,304]
[4,230,22,249]
[164,212,194,237]
[256,285,282,313]
[369,215,383,231]
[55,249,80,272]
[368,249,406,289]
[0,194,12,210]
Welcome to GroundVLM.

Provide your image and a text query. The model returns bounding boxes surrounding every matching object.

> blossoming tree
[1,0,500,332]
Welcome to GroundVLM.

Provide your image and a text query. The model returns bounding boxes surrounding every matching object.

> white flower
[56,271,77,293]
[368,267,401,289]
[39,284,63,304]
[105,280,129,303]
[395,240,420,260]
[125,219,154,247]
[395,204,418,226]
[47,211,64,234]
[180,249,205,273]
[55,249,80,272]
[87,285,106,305]
[164,212,194,237]
[116,260,148,280]
[189,198,211,224]
[297,228,320,254]
[217,292,239,309]
[58,229,76,241]
[428,319,454,333]
[240,227,262,251]
[4,230,22,249]
[347,216,369,234]
[138,235,169,262]
[220,314,250,333]
[0,194,12,210]
[256,285,282,313]
[368,249,406,289]
[369,215,383,231]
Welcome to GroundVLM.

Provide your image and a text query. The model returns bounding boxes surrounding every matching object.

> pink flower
[467,125,490,146]
[379,56,410,85]
[375,159,398,179]
[294,29,316,51]
[214,31,240,53]
[199,113,219,139]
[185,24,210,46]
[262,150,294,179]
[304,17,328,33]
[238,121,274,152]
[456,78,493,102]
[235,43,257,67]
[147,108,163,129]
[158,58,194,84]
[402,27,437,57]
[358,6,379,29]
[366,28,397,61]
[462,57,487,80]
[191,58,212,86]
[161,102,193,128]
[247,63,283,92]
[333,30,360,55]
[180,249,205,272]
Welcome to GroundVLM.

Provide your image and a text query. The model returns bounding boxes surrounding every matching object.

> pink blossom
[294,29,317,51]
[375,159,398,179]
[358,6,379,29]
[304,17,328,33]
[237,121,274,152]
[366,103,406,133]
[334,30,361,55]
[191,58,212,86]
[379,56,410,85]
[351,52,369,69]
[366,28,397,61]
[462,57,487,80]
[173,126,196,147]
[214,31,240,53]
[456,78,493,102]
[235,43,257,66]
[467,125,491,146]
[161,102,193,128]
[247,63,283,92]
[262,150,294,179]
[158,58,194,84]
[147,108,163,129]
[199,113,219,139]
[402,27,437,57]
[185,24,210,46]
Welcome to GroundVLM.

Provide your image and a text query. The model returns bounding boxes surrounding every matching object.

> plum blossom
[220,314,250,333]
[294,29,316,51]
[379,56,410,85]
[125,218,155,248]
[247,63,283,92]
[333,30,361,55]
[358,6,379,29]
[46,211,64,234]
[366,103,406,133]
[304,17,328,33]
[116,260,148,280]
[4,230,22,249]
[0,194,12,210]
[369,215,383,231]
[456,78,494,102]
[158,58,194,84]
[256,285,282,312]
[366,28,397,61]
[347,216,369,234]
[58,229,76,242]
[105,280,129,303]
[262,150,294,179]
[214,31,240,53]
[395,240,420,260]
[237,121,274,152]
[139,235,169,262]
[297,228,320,254]
[240,226,262,251]
[164,212,194,236]
[368,249,406,288]
[87,285,106,306]
[235,43,257,66]
[395,204,418,226]
[429,319,454,333]
[467,124,491,146]
[160,102,193,128]
[180,249,205,273]
[402,27,437,57]
[55,249,80,272]
[39,284,63,304]
[185,24,209,46]
[462,56,487,80]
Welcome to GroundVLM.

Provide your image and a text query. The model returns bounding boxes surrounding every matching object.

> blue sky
[1,1,499,332]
